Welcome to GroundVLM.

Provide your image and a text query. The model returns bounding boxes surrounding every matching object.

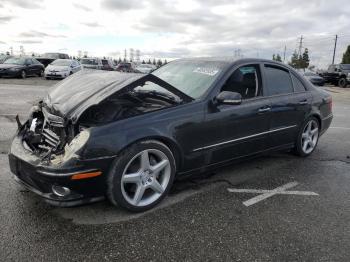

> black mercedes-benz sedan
[8,58,333,212]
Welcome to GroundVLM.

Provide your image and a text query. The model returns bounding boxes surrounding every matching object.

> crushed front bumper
[8,135,115,207]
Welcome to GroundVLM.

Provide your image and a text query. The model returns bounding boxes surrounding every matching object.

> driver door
[201,64,271,164]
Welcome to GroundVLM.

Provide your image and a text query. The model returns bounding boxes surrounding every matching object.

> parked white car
[135,64,157,74]
[45,59,81,79]
[80,57,103,70]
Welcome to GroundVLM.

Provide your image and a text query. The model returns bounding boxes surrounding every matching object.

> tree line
[272,44,350,69]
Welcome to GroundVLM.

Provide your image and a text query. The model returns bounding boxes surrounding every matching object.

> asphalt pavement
[0,77,349,261]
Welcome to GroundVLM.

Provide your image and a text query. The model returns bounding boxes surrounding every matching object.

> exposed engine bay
[21,89,181,163]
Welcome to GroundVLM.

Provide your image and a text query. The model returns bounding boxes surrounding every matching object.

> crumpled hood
[44,70,145,121]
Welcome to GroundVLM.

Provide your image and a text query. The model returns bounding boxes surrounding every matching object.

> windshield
[51,59,71,66]
[81,59,98,65]
[151,60,225,99]
[340,64,350,70]
[3,57,25,65]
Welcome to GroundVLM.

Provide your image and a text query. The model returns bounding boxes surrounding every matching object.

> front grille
[42,128,60,148]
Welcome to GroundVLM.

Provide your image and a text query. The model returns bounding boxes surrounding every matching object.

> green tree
[289,50,299,68]
[341,45,350,64]
[142,60,145,64]
[157,59,162,67]
[152,58,156,65]
[147,59,151,64]
[276,54,282,62]
[273,54,282,62]
[301,48,310,68]
[118,57,122,63]
[164,59,168,64]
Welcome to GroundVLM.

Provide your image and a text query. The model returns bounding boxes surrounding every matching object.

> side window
[264,65,293,96]
[25,59,32,65]
[221,64,262,99]
[291,74,306,92]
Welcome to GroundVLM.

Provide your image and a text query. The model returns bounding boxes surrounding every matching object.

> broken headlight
[62,130,90,161]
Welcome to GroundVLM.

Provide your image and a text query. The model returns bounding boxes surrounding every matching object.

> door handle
[258,107,271,113]
[298,99,308,105]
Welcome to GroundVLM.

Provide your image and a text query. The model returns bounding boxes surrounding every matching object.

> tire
[21,70,26,79]
[294,117,320,157]
[107,140,176,212]
[338,78,347,88]
[38,69,44,77]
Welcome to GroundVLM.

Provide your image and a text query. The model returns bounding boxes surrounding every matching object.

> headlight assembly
[62,130,90,162]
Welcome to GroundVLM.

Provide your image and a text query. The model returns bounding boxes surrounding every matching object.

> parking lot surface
[1,78,350,261]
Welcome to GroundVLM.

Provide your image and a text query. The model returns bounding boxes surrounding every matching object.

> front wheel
[294,117,319,157]
[107,140,176,212]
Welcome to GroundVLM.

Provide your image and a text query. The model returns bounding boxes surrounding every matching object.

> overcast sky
[1,0,350,68]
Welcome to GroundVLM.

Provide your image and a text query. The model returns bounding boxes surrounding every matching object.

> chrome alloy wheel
[301,119,319,154]
[121,149,171,207]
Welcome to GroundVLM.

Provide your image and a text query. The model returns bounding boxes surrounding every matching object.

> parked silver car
[80,58,103,70]
[45,59,81,79]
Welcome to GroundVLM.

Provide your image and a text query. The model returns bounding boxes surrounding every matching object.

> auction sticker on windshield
[193,67,220,76]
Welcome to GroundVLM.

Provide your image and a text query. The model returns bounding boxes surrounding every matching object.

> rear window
[81,59,98,65]
[264,65,293,96]
[291,74,306,92]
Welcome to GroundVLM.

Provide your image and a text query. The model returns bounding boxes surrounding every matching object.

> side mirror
[216,91,242,105]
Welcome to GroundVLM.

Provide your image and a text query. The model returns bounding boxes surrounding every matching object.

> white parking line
[330,127,350,130]
[227,181,318,207]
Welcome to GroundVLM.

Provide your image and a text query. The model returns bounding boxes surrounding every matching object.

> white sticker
[193,67,219,76]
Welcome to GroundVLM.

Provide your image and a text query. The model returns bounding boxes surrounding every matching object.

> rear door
[262,64,308,148]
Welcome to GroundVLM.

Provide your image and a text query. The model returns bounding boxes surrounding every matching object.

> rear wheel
[294,117,319,157]
[21,70,26,79]
[107,140,176,212]
[38,69,44,77]
[338,78,347,88]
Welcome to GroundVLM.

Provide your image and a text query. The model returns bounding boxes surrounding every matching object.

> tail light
[329,97,332,112]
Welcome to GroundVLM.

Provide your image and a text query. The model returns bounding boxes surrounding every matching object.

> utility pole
[332,34,338,65]
[298,35,303,57]
[283,45,286,63]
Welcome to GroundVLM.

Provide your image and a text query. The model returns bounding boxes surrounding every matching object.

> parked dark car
[0,57,44,78]
[8,58,333,212]
[36,53,70,67]
[303,71,325,86]
[116,62,134,72]
[321,64,350,88]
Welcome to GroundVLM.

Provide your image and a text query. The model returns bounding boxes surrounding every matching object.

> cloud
[15,40,43,44]
[0,41,6,44]
[1,0,43,9]
[101,0,144,10]
[73,3,91,12]
[0,15,15,22]
[18,30,66,38]
[81,22,103,27]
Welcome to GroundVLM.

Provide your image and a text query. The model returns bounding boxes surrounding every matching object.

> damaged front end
[21,102,87,165]
[9,71,193,206]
